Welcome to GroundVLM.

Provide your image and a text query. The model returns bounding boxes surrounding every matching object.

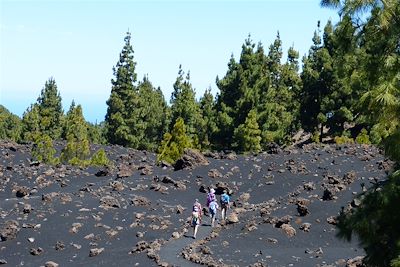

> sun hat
[210,188,215,193]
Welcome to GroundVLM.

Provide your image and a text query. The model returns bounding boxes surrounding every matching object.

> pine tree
[87,121,107,145]
[170,66,203,147]
[258,34,298,146]
[31,133,58,164]
[36,78,63,139]
[60,101,90,166]
[21,78,63,142]
[157,117,192,164]
[136,76,169,151]
[199,88,218,149]
[90,148,110,166]
[215,36,268,149]
[321,1,400,266]
[21,104,41,142]
[233,109,261,153]
[0,105,22,142]
[105,31,139,147]
[300,22,335,141]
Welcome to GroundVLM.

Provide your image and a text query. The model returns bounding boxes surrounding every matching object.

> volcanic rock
[45,261,59,267]
[0,220,20,241]
[89,247,104,257]
[297,204,310,216]
[300,223,311,232]
[117,164,133,178]
[131,195,151,206]
[303,181,316,191]
[174,148,209,171]
[139,164,153,175]
[227,213,239,223]
[15,186,30,198]
[207,169,223,179]
[30,247,44,256]
[100,196,121,209]
[265,142,281,154]
[281,224,296,237]
[322,187,336,201]
[346,256,364,267]
[95,167,112,177]
[326,216,337,225]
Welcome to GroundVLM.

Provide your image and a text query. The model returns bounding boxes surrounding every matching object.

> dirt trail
[158,223,213,266]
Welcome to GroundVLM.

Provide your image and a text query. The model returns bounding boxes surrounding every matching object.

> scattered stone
[239,192,251,202]
[351,198,362,207]
[55,241,65,251]
[281,224,296,237]
[30,247,44,255]
[174,148,209,171]
[0,220,20,241]
[223,152,237,160]
[327,216,337,225]
[267,238,278,244]
[23,203,32,214]
[227,213,239,224]
[172,232,180,239]
[89,247,104,257]
[139,164,153,175]
[45,261,59,267]
[300,223,311,232]
[95,167,112,177]
[16,186,30,198]
[131,195,151,206]
[346,256,364,267]
[303,181,316,191]
[208,169,223,179]
[100,196,121,209]
[297,204,310,216]
[110,181,125,191]
[322,187,335,201]
[265,142,281,154]
[117,164,133,178]
[176,205,185,214]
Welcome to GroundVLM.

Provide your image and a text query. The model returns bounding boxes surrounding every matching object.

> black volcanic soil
[0,141,392,267]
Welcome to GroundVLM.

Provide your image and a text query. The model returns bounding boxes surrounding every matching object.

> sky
[0,0,339,123]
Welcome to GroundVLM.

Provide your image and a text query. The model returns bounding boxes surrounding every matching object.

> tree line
[1,16,396,154]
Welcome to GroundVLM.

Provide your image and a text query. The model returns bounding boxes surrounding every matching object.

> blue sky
[0,0,339,123]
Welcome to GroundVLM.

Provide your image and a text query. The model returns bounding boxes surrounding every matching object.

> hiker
[220,189,230,220]
[206,188,216,207]
[191,199,202,239]
[208,199,219,227]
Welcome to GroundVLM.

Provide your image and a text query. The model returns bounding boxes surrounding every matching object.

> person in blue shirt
[220,190,230,221]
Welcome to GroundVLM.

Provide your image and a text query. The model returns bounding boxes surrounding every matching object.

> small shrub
[356,128,371,144]
[157,117,191,164]
[91,149,110,166]
[31,134,58,164]
[68,157,90,167]
[334,135,355,145]
[311,130,320,143]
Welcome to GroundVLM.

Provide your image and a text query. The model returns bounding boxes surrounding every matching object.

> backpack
[207,193,216,206]
[209,201,218,213]
[193,203,201,213]
[221,194,229,204]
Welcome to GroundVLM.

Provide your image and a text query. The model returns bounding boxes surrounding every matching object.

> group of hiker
[190,188,231,239]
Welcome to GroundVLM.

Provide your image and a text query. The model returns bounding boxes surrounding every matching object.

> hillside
[0,141,392,267]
